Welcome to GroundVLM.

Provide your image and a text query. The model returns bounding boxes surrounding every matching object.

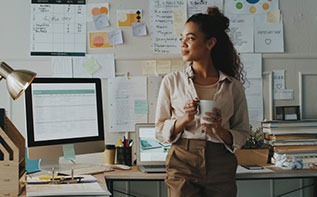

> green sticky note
[134,100,148,114]
[83,58,101,74]
[63,144,76,161]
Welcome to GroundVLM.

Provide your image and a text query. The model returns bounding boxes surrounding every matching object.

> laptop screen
[135,123,171,165]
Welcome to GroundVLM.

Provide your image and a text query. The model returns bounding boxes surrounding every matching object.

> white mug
[198,100,219,124]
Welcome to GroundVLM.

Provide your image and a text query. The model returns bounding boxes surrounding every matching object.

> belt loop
[186,139,189,150]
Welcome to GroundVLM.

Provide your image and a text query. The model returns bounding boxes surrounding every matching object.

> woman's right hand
[183,98,199,123]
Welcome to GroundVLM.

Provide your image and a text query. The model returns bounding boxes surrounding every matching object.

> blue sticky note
[25,148,41,174]
[63,144,76,161]
[134,100,148,114]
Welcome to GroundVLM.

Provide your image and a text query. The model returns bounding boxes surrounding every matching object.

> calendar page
[30,0,86,56]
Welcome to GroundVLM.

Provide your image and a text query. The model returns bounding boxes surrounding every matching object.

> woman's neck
[192,61,219,86]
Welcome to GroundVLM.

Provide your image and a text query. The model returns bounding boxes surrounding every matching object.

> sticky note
[63,144,76,161]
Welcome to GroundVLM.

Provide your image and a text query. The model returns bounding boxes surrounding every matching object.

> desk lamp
[0,61,37,100]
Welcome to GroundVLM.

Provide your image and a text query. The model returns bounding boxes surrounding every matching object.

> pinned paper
[132,22,147,36]
[63,144,76,161]
[93,14,110,29]
[274,89,294,100]
[108,29,124,45]
[117,9,142,27]
[273,70,285,90]
[172,7,187,35]
[171,59,184,71]
[83,58,101,74]
[89,32,113,49]
[156,60,171,75]
[142,60,156,75]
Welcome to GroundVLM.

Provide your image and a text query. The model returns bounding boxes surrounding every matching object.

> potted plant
[235,126,269,165]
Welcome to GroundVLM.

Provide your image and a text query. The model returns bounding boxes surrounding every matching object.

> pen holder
[116,146,132,166]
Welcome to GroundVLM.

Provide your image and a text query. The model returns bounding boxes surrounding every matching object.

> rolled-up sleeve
[228,84,251,152]
[155,76,182,143]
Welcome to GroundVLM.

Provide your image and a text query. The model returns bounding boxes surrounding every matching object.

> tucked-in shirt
[155,65,251,152]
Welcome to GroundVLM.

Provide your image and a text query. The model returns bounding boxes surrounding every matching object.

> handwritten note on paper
[187,0,224,17]
[173,7,187,36]
[108,77,147,132]
[150,0,186,54]
[254,14,284,53]
[31,0,86,56]
[228,14,254,53]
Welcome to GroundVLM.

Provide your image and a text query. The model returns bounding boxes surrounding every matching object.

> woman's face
[180,22,214,62]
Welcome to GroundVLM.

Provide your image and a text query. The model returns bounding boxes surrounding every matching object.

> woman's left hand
[201,108,233,145]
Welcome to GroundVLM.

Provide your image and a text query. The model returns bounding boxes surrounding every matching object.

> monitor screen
[25,78,105,169]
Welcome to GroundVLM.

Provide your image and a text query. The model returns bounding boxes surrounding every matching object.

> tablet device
[241,164,264,170]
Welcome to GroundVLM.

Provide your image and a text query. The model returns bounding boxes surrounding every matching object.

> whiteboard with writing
[30,0,86,56]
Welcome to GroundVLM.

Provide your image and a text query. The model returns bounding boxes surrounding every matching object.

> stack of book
[262,120,317,168]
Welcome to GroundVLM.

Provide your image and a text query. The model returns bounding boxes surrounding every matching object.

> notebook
[135,123,170,173]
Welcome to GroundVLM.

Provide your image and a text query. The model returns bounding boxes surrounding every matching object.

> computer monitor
[25,77,105,170]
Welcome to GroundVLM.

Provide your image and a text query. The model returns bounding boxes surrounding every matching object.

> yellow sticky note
[266,9,280,23]
[156,60,171,75]
[142,60,156,75]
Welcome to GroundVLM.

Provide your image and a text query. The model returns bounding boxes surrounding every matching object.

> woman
[155,7,251,197]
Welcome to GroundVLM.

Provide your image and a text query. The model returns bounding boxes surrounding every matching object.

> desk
[104,166,317,197]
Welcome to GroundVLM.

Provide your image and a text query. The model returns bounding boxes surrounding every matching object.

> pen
[129,140,133,147]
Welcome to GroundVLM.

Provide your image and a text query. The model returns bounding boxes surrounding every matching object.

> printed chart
[30,0,86,56]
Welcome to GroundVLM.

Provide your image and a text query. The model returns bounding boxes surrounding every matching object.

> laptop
[135,123,171,173]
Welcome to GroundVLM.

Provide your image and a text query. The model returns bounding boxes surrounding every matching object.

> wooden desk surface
[104,165,317,181]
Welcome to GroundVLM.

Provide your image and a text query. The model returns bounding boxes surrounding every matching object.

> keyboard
[58,164,112,175]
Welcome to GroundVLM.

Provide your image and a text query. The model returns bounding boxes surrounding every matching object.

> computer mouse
[111,164,131,170]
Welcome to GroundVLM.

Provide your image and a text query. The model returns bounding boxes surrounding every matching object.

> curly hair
[186,7,246,84]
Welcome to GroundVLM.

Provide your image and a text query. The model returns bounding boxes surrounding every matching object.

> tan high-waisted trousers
[165,138,238,197]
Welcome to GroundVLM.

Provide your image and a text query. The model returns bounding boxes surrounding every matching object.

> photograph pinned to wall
[254,14,284,52]
[224,0,279,15]
[86,3,110,30]
[117,9,142,28]
[89,31,113,49]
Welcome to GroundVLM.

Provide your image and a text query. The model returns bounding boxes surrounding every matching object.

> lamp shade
[0,62,37,100]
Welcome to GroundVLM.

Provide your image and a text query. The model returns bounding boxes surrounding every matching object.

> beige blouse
[155,65,251,152]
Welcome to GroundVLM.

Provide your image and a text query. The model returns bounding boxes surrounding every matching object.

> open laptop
[135,123,170,173]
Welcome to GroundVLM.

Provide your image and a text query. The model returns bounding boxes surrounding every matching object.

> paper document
[26,182,111,196]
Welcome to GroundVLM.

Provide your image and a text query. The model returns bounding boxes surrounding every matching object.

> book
[264,133,317,140]
[272,145,317,153]
[262,120,317,128]
[262,126,317,134]
[0,108,5,130]
[264,138,317,146]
